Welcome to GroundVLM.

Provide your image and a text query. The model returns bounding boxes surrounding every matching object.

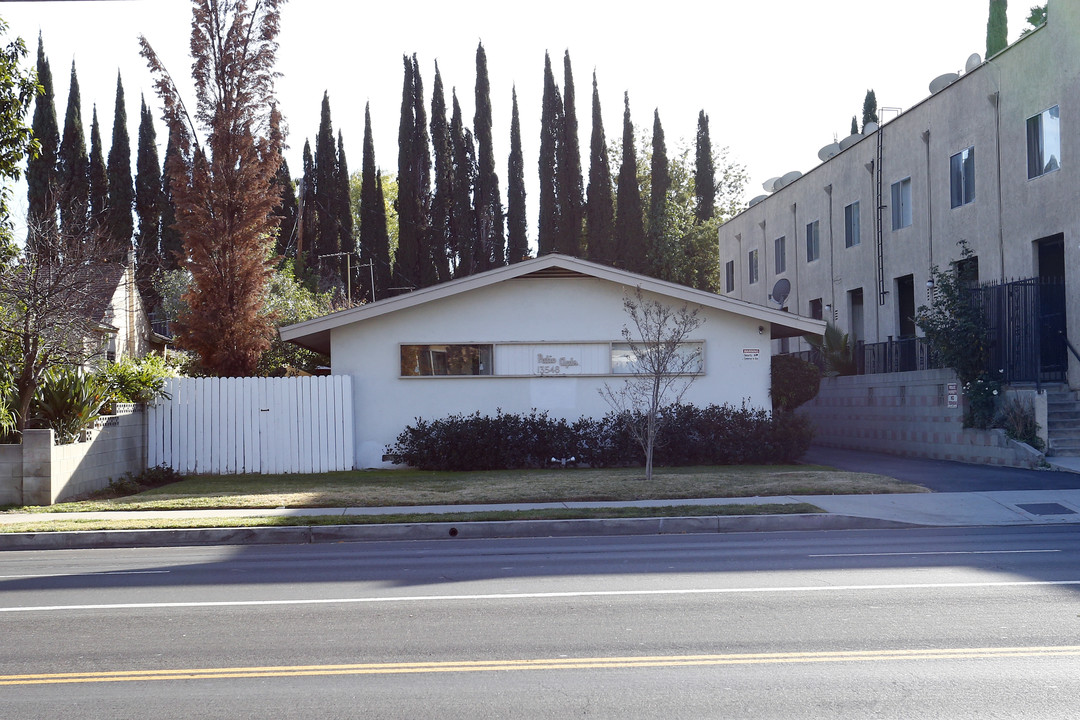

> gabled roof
[280,254,825,354]
[75,262,128,328]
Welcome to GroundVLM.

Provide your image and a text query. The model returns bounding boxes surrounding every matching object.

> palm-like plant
[32,367,108,444]
[0,362,16,442]
[806,322,858,377]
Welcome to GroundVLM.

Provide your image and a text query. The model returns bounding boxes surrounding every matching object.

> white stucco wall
[329,276,775,467]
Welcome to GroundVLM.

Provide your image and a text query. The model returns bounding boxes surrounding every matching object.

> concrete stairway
[1046,386,1080,456]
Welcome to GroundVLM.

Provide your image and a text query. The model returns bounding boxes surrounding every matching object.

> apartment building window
[805,221,820,262]
[844,202,860,247]
[954,255,979,288]
[950,147,975,208]
[774,236,786,274]
[725,260,735,293]
[1027,105,1061,179]
[809,298,823,320]
[891,177,912,229]
[748,249,759,285]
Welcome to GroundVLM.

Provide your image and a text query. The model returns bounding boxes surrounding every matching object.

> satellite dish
[839,133,862,151]
[770,278,791,306]
[965,53,982,73]
[818,142,841,162]
[749,194,768,207]
[778,170,802,188]
[762,177,781,193]
[929,72,959,94]
[863,121,879,134]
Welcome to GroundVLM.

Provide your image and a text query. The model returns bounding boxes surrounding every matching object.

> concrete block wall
[0,407,147,506]
[0,444,21,506]
[51,409,146,502]
[799,368,1041,468]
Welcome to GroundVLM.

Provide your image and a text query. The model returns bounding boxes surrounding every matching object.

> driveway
[802,445,1080,492]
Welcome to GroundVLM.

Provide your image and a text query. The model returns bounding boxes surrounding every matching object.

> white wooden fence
[147,376,354,474]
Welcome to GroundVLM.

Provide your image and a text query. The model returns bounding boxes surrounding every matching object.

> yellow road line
[4,646,1080,686]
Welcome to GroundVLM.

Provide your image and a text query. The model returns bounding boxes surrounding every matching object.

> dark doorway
[896,274,917,371]
[1037,234,1067,382]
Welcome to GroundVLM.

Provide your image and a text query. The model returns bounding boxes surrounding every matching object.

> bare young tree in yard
[0,223,114,435]
[139,0,284,376]
[599,289,704,481]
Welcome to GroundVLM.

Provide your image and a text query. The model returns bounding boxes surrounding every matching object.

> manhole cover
[1016,502,1077,516]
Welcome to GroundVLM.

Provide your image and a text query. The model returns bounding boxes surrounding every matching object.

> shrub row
[385,404,814,471]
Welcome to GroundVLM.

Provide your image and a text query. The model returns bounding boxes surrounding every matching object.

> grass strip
[0,503,823,533]
[5,465,924,514]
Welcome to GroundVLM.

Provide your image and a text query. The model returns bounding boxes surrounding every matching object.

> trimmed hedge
[770,354,821,412]
[386,404,814,471]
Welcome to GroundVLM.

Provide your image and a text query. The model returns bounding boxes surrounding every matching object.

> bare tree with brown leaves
[139,0,285,377]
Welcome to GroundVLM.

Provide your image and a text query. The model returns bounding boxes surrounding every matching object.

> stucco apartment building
[718,3,1080,387]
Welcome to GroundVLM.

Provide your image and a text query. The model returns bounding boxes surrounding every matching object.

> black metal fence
[785,276,1067,383]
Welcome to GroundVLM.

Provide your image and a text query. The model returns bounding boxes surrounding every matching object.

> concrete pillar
[21,429,54,506]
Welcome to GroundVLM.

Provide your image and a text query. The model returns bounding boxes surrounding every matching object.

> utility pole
[319,251,354,305]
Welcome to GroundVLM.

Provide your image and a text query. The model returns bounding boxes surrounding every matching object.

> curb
[0,513,922,551]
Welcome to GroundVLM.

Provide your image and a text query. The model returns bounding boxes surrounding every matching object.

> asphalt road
[3,528,1080,719]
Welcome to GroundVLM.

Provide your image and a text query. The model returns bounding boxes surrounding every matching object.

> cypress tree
[57,61,89,241]
[358,102,391,301]
[506,87,528,264]
[105,72,134,259]
[88,106,108,233]
[336,130,354,290]
[694,110,715,223]
[393,55,421,291]
[646,109,671,279]
[555,50,583,256]
[614,92,645,272]
[850,116,858,135]
[299,138,316,264]
[861,89,878,131]
[585,71,614,265]
[270,154,298,259]
[159,124,184,270]
[313,91,339,275]
[450,91,477,276]
[429,62,454,281]
[135,95,163,305]
[411,55,435,287]
[473,42,505,270]
[986,0,1008,57]
[537,51,561,256]
[27,33,59,250]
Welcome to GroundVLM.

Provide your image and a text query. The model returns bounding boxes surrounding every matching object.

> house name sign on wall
[536,353,581,375]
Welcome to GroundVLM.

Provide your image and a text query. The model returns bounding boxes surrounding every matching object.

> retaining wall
[799,369,1044,468]
[0,406,147,506]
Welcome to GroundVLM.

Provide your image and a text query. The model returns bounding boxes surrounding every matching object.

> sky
[1,0,1039,249]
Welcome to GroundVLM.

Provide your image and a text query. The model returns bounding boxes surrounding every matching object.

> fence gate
[147,376,354,474]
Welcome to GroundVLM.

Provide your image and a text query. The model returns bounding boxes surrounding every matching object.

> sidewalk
[3,489,1079,551]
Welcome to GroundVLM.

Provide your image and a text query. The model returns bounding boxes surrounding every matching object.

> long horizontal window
[401,344,493,376]
[611,342,704,376]
[401,342,705,377]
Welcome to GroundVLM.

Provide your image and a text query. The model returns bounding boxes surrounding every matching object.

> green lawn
[0,503,825,533]
[9,464,927,514]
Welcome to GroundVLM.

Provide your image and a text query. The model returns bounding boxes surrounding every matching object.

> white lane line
[812,557,1062,561]
[2,580,1080,613]
[0,570,171,579]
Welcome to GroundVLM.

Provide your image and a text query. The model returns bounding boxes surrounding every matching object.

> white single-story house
[280,254,825,468]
